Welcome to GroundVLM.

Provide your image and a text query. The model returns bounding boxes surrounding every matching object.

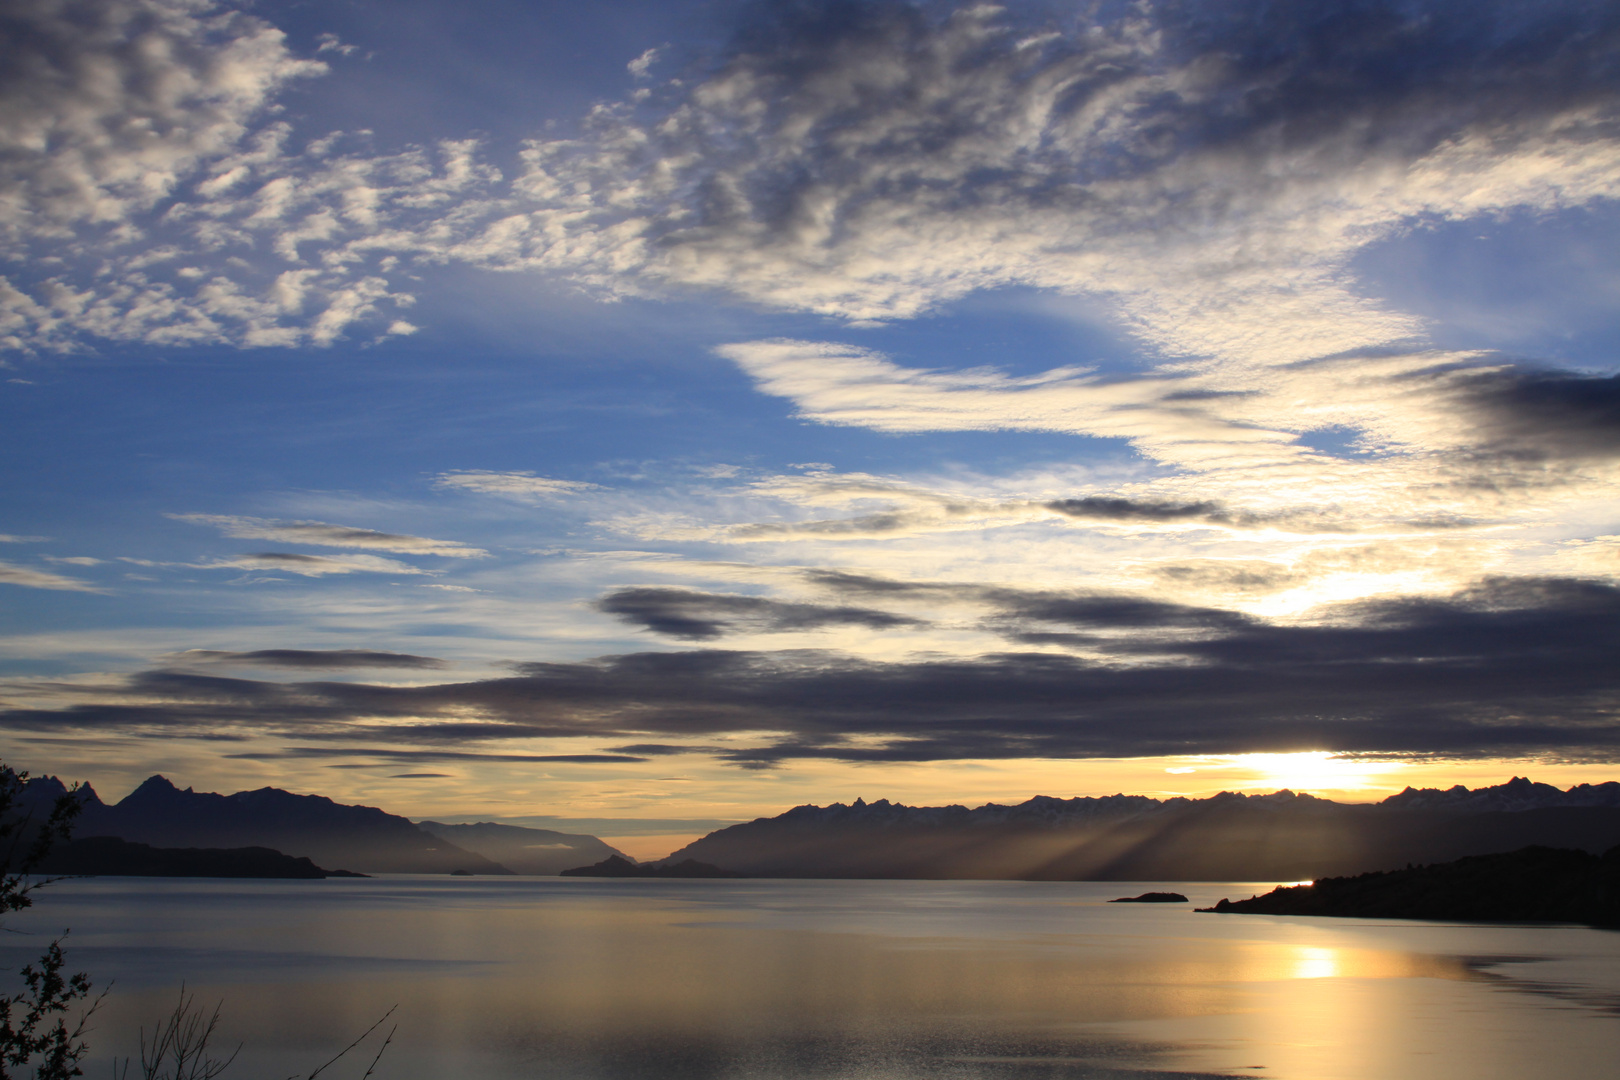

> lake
[4,877,1617,1079]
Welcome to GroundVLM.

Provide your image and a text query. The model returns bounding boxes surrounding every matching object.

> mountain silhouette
[21,775,510,875]
[658,779,1620,881]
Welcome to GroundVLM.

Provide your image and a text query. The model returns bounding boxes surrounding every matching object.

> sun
[1157,751,1411,799]
[1228,752,1401,795]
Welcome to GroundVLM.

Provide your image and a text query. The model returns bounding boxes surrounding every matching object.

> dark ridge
[1199,845,1620,928]
[35,835,366,878]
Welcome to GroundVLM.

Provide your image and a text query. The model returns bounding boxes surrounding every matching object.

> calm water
[4,876,1618,1080]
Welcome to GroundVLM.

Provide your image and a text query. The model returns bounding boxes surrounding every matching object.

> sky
[1,0,1618,859]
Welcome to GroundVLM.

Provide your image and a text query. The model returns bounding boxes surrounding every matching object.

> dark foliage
[0,767,96,1079]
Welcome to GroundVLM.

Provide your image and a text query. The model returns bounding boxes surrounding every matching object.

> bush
[0,766,97,1080]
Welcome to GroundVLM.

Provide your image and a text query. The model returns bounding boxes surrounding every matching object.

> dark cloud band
[596,586,924,639]
[6,576,1617,765]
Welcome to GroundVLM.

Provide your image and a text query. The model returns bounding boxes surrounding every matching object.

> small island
[1108,891,1189,903]
[560,855,746,878]
[1200,844,1620,927]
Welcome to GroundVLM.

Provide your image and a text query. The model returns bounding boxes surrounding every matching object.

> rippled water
[5,877,1618,1079]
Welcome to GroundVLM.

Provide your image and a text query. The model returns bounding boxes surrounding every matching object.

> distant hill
[35,836,365,879]
[417,820,625,875]
[1201,844,1620,927]
[19,775,511,876]
[659,778,1620,881]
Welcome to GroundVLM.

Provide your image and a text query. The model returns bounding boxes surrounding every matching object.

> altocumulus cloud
[4,576,1616,764]
[4,0,1618,359]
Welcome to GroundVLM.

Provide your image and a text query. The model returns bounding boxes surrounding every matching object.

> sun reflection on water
[1292,947,1341,980]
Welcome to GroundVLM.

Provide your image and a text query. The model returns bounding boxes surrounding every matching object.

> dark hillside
[20,775,509,875]
[1200,844,1620,927]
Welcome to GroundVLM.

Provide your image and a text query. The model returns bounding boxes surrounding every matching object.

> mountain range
[15,773,1620,882]
[17,775,619,876]
[658,778,1620,881]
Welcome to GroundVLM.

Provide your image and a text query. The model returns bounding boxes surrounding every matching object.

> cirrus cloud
[170,513,489,558]
[0,558,103,592]
[434,471,599,500]
[188,552,431,577]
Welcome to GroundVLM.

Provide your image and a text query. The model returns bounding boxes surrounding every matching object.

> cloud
[6,0,1618,361]
[171,513,488,558]
[1548,536,1620,579]
[6,576,1617,764]
[590,577,1257,647]
[606,464,1486,560]
[0,535,47,543]
[0,558,102,592]
[721,340,1620,475]
[695,469,1057,543]
[0,0,447,350]
[716,340,1249,451]
[627,46,661,79]
[226,747,646,764]
[167,649,448,670]
[595,586,925,640]
[191,552,429,577]
[1046,497,1248,526]
[0,0,325,241]
[800,568,1260,642]
[488,0,1620,358]
[992,592,1255,637]
[434,471,598,500]
[1450,368,1620,462]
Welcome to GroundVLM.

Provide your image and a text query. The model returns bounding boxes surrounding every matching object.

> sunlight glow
[1292,947,1340,980]
[1245,572,1443,618]
[1231,752,1405,794]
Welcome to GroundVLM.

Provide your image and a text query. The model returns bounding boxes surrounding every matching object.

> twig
[299,1005,397,1080]
[358,1025,396,1080]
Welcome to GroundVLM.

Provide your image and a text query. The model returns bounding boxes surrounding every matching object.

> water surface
[5,877,1617,1079]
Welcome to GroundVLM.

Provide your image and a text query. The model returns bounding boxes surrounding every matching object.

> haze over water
[11,878,1617,1080]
